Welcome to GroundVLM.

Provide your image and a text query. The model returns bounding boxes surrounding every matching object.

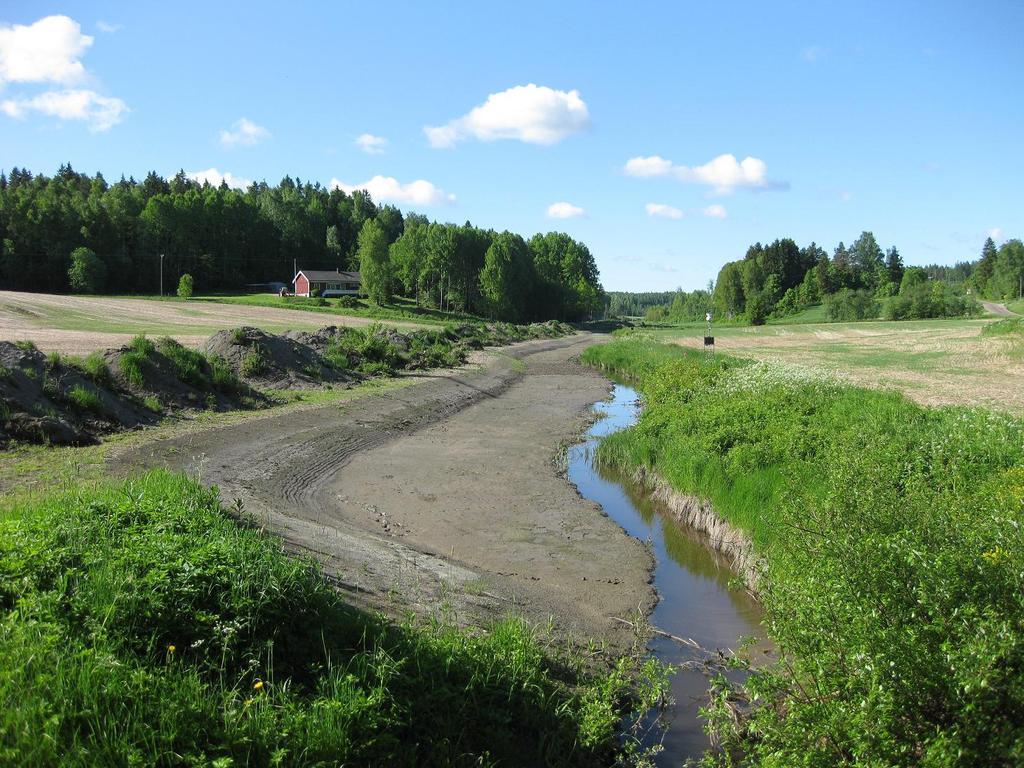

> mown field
[642,314,1023,410]
[0,291,433,354]
[583,338,1024,766]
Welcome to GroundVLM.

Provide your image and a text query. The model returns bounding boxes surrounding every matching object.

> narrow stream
[567,384,766,764]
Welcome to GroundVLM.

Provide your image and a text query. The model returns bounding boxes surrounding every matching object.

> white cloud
[0,15,93,85]
[96,21,121,34]
[330,175,455,206]
[186,168,252,189]
[624,152,777,195]
[987,227,1003,241]
[702,204,728,219]
[219,117,270,148]
[547,202,586,219]
[645,203,683,220]
[2,89,127,131]
[425,83,589,148]
[625,155,675,177]
[355,133,387,154]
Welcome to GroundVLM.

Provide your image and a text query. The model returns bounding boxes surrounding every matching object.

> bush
[885,281,982,320]
[824,288,879,321]
[177,273,194,300]
[67,247,106,294]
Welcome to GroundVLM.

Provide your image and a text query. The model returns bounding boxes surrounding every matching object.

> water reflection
[567,384,766,764]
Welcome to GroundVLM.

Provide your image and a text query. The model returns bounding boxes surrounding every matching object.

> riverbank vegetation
[0,471,667,766]
[0,165,603,322]
[582,338,1024,766]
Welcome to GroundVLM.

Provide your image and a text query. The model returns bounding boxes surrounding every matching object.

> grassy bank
[582,339,1024,766]
[0,471,666,766]
[195,293,482,326]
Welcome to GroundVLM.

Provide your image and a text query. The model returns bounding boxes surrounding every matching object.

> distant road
[981,301,1018,317]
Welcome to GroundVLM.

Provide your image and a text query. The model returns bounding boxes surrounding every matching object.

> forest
[624,232,1021,325]
[0,165,604,322]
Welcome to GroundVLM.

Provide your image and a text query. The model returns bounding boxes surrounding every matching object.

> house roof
[294,269,361,283]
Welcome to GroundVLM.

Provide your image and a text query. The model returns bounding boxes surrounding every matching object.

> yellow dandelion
[167,645,176,654]
[253,680,264,691]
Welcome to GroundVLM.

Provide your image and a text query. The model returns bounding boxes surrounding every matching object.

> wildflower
[253,680,264,691]
[167,644,176,654]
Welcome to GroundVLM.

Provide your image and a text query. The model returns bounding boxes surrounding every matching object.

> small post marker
[704,312,715,356]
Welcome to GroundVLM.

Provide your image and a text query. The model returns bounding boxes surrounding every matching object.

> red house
[293,269,362,297]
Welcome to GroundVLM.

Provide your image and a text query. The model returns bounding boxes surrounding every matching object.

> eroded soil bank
[114,333,656,651]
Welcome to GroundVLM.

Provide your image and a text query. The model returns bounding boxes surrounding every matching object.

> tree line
[0,165,604,322]
[621,231,1010,326]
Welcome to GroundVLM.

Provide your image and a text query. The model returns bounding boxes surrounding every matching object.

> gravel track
[114,333,655,649]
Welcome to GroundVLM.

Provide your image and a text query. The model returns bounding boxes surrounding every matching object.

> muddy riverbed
[568,384,767,763]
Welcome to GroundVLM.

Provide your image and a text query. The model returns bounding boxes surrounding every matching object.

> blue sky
[1,1,1021,292]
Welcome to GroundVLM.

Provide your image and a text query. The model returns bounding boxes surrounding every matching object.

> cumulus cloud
[219,117,270,148]
[547,202,586,219]
[702,204,728,219]
[330,175,455,206]
[0,15,93,85]
[987,227,1004,241]
[355,133,387,154]
[2,89,127,131]
[624,152,779,195]
[186,168,252,189]
[425,83,589,148]
[645,203,683,220]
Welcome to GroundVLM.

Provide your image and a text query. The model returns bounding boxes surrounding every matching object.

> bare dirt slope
[0,291,423,353]
[114,334,655,650]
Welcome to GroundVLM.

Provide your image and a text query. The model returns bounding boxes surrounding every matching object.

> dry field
[667,317,1024,411]
[0,291,423,353]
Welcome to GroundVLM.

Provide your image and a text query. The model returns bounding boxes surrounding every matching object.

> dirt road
[114,334,655,650]
[981,300,1018,317]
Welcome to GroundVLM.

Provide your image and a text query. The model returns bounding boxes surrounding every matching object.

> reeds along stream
[568,384,769,764]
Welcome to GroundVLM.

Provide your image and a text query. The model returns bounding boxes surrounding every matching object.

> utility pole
[159,253,164,297]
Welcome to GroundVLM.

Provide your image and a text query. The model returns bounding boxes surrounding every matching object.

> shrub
[177,273,194,300]
[67,246,106,294]
[885,281,982,320]
[824,288,879,322]
[337,296,361,309]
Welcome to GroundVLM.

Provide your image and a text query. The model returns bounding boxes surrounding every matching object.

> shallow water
[567,383,766,764]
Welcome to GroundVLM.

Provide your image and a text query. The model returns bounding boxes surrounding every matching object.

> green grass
[0,471,667,765]
[64,383,105,414]
[982,317,1024,336]
[1004,298,1024,315]
[583,339,1024,766]
[198,293,478,327]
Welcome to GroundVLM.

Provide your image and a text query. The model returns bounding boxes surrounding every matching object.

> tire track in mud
[112,333,654,645]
